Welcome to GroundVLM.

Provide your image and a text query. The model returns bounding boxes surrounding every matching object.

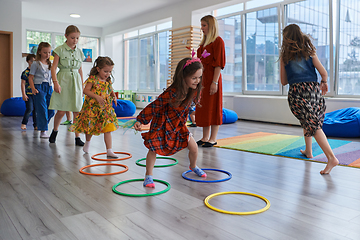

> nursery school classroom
[2,0,360,239]
[0,110,360,239]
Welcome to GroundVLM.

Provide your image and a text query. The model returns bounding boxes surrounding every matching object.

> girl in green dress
[49,25,85,146]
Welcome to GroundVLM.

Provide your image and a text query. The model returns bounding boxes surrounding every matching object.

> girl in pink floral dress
[70,57,119,157]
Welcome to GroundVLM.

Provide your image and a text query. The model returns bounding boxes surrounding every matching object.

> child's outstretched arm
[280,58,288,86]
[83,82,105,106]
[312,54,328,95]
[133,121,143,131]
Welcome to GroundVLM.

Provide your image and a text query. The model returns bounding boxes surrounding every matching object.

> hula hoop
[136,157,178,167]
[182,168,232,183]
[91,152,132,161]
[204,191,270,215]
[79,163,128,176]
[112,178,171,197]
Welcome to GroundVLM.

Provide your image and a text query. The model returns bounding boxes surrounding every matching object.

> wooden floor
[1,114,360,240]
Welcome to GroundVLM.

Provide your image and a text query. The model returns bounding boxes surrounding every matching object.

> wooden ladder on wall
[167,26,202,87]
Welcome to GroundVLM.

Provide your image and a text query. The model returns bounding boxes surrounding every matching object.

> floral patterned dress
[70,75,119,135]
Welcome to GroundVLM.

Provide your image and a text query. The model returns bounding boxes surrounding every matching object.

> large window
[245,7,280,92]
[139,35,155,91]
[285,0,331,92]
[218,15,242,92]
[338,0,360,95]
[215,0,360,97]
[55,35,99,61]
[26,30,99,62]
[123,22,171,92]
[158,31,170,90]
[124,39,138,90]
[26,31,51,54]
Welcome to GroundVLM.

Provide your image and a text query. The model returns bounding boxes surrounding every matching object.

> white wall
[0,0,22,97]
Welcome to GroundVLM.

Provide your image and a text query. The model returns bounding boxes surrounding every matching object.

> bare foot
[300,149,313,158]
[320,157,339,174]
[21,124,26,130]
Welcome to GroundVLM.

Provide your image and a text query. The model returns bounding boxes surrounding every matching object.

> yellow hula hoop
[204,191,270,215]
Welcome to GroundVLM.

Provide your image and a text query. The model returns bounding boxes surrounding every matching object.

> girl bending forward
[134,57,207,187]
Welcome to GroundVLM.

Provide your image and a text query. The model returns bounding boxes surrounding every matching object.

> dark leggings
[21,94,37,127]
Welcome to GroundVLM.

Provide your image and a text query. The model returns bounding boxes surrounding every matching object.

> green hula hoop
[112,178,171,197]
[135,157,178,167]
[204,191,270,215]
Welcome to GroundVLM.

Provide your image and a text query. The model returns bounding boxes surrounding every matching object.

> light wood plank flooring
[1,114,360,240]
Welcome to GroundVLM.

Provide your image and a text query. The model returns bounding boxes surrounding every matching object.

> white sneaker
[40,132,50,138]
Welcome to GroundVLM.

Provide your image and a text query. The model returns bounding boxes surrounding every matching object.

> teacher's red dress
[196,36,226,127]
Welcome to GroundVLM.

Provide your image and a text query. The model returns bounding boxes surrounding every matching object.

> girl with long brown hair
[280,24,338,174]
[134,57,207,188]
[70,56,119,157]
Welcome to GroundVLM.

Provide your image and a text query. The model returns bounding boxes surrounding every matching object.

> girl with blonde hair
[49,25,85,146]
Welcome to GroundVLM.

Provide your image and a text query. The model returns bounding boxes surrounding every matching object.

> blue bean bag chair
[0,97,26,116]
[323,107,360,137]
[222,108,238,124]
[112,99,136,117]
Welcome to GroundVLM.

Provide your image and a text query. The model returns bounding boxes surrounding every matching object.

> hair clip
[183,48,210,69]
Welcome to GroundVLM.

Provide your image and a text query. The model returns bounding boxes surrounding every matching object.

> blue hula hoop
[182,168,232,183]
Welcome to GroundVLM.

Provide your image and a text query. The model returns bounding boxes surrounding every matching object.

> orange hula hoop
[91,152,132,161]
[79,163,128,176]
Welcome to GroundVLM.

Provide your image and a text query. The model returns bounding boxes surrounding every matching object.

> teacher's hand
[210,82,218,95]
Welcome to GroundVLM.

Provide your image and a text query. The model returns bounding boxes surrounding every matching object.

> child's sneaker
[190,166,207,177]
[60,120,72,125]
[143,175,155,188]
[40,131,50,138]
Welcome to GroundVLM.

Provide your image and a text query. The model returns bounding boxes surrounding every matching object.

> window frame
[215,0,340,97]
[26,29,100,62]
[242,2,283,96]
[123,24,171,92]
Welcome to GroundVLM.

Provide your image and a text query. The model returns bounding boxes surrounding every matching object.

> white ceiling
[21,0,187,28]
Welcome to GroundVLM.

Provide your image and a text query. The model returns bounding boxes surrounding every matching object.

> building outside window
[245,7,280,92]
[284,0,331,93]
[218,15,242,92]
[337,0,360,95]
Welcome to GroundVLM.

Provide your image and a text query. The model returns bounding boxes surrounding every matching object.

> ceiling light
[70,14,80,18]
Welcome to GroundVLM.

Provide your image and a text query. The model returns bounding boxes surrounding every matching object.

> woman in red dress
[196,15,226,147]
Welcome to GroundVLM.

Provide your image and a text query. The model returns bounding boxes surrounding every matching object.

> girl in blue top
[280,24,338,174]
[29,42,55,138]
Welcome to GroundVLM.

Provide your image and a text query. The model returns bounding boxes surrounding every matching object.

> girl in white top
[28,42,55,138]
